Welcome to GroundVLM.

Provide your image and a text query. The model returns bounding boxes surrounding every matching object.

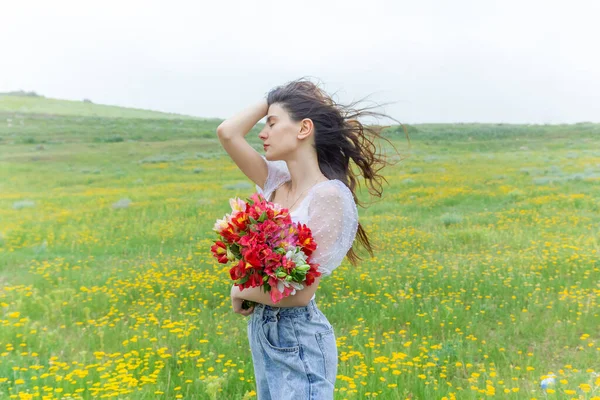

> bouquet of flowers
[211,192,321,309]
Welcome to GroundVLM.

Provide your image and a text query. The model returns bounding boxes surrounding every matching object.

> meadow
[1,94,599,399]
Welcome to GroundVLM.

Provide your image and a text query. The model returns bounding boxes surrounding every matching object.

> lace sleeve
[255,155,291,200]
[306,181,359,277]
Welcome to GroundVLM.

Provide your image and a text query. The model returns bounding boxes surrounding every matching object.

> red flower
[260,220,283,244]
[239,229,265,249]
[242,244,264,268]
[304,263,322,286]
[210,241,229,264]
[263,251,283,277]
[220,223,241,243]
[246,271,263,289]
[231,212,250,230]
[229,259,246,281]
[297,223,317,256]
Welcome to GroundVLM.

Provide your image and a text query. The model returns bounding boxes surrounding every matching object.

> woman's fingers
[240,306,254,316]
[232,296,255,316]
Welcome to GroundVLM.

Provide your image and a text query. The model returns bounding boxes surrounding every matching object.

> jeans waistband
[255,298,318,319]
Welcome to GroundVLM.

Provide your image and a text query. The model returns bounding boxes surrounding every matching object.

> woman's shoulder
[312,179,353,198]
[309,179,357,214]
[306,179,359,235]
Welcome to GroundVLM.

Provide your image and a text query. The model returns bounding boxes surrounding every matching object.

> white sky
[1,0,599,123]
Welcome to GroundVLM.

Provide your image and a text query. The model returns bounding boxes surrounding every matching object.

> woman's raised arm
[216,99,269,188]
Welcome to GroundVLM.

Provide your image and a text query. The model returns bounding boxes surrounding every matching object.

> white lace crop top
[255,155,359,284]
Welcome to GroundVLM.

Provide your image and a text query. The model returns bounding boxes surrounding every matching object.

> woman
[216,78,401,399]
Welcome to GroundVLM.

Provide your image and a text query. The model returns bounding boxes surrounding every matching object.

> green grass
[0,98,599,399]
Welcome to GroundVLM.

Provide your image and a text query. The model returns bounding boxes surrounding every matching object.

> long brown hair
[266,77,409,266]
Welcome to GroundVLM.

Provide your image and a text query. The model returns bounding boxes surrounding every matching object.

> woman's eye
[269,123,275,127]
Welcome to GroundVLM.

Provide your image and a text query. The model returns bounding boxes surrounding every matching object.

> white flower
[213,214,230,232]
[286,248,308,265]
[277,279,304,296]
[229,197,246,212]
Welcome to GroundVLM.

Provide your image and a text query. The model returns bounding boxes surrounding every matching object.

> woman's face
[259,103,301,160]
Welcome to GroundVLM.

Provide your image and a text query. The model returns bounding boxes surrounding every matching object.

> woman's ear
[298,118,314,140]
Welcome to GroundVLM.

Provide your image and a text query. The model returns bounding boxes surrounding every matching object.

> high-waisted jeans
[247,299,338,399]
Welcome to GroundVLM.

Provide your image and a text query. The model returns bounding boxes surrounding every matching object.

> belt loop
[308,300,315,320]
[255,303,264,319]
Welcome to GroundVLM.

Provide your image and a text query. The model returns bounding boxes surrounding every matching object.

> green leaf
[235,275,250,285]
[230,244,242,258]
[291,271,303,280]
[257,210,268,223]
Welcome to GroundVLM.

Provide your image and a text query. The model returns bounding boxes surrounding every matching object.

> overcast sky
[1,0,599,124]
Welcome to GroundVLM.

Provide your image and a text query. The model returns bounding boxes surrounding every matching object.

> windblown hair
[266,77,408,266]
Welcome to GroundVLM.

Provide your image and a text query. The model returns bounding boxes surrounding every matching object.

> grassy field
[0,95,599,399]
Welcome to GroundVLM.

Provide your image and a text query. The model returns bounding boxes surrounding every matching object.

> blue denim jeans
[247,299,338,399]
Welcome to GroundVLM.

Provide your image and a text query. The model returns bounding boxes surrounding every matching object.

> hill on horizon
[1,92,599,148]
[0,92,207,121]
[2,91,599,127]
[0,93,227,145]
